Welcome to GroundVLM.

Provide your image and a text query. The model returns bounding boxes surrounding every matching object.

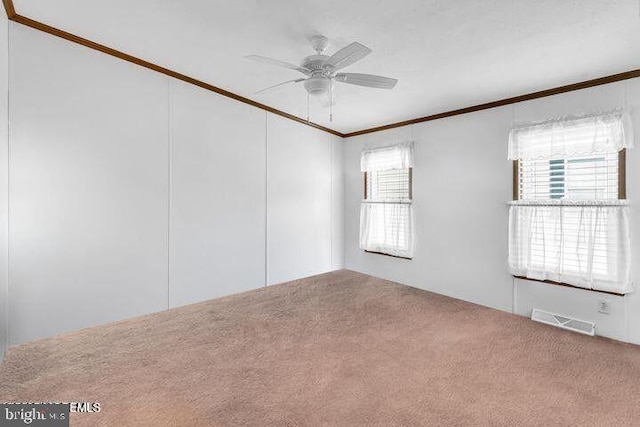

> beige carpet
[2,270,640,426]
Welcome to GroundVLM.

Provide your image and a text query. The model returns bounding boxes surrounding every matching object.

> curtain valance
[361,141,414,172]
[508,111,633,161]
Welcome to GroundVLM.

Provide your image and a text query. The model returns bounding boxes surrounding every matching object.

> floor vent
[531,309,595,336]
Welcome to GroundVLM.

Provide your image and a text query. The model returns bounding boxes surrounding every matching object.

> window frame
[512,149,627,296]
[363,167,413,259]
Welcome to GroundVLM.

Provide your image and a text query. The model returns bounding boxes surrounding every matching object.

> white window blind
[367,168,411,200]
[359,142,414,258]
[508,112,632,294]
[517,153,619,201]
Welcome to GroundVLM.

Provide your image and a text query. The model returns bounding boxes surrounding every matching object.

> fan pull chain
[330,81,333,122]
[306,91,310,122]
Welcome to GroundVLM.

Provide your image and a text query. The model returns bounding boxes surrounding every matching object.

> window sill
[512,275,625,297]
[364,250,412,260]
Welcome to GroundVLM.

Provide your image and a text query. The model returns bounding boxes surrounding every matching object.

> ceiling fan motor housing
[300,55,329,72]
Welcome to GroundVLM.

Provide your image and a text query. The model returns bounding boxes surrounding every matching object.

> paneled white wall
[344,79,640,344]
[0,15,8,358]
[331,134,344,269]
[168,80,266,307]
[9,24,170,344]
[513,278,628,341]
[5,24,343,348]
[266,115,332,285]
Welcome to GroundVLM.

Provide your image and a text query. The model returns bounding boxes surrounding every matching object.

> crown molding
[343,69,640,137]
[2,0,14,18]
[2,0,639,139]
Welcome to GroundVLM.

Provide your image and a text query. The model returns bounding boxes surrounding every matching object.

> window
[508,112,632,294]
[359,142,414,258]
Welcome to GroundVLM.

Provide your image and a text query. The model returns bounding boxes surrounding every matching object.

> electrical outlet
[598,298,610,315]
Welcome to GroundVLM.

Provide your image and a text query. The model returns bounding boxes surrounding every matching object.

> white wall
[345,109,514,312]
[0,15,8,359]
[9,24,170,344]
[624,80,640,344]
[344,78,640,343]
[513,278,628,341]
[168,80,266,307]
[266,115,332,284]
[331,134,344,270]
[6,24,343,347]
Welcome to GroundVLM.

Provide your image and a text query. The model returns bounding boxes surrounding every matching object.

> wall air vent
[531,308,595,336]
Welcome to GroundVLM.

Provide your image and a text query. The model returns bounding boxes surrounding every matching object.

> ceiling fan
[245,35,397,119]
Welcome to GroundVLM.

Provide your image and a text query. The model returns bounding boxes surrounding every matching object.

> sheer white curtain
[509,201,631,293]
[508,111,633,294]
[360,202,413,258]
[359,142,414,258]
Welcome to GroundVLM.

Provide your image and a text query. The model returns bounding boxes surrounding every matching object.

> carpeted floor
[2,270,640,426]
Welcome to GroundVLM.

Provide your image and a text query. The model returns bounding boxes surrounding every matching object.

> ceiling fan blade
[325,42,372,71]
[254,78,306,95]
[245,55,310,75]
[334,73,397,89]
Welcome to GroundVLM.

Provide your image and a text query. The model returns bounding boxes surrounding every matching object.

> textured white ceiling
[13,0,640,133]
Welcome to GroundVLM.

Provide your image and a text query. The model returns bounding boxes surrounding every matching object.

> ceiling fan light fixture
[304,76,331,96]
